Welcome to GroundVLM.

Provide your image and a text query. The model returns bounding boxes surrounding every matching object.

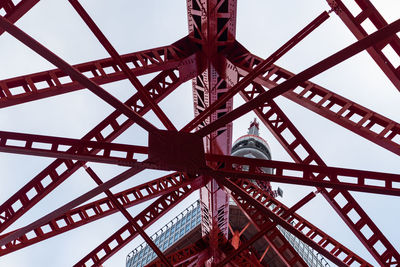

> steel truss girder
[195,17,400,137]
[0,172,198,256]
[74,184,196,267]
[0,37,196,108]
[0,67,193,234]
[222,186,308,266]
[187,0,237,261]
[327,0,400,91]
[220,192,318,267]
[145,239,209,267]
[84,167,172,267]
[239,84,400,264]
[223,178,371,267]
[228,44,400,157]
[0,16,171,133]
[0,0,39,36]
[69,0,176,132]
[183,10,330,133]
[146,237,258,267]
[0,130,148,166]
[206,154,400,196]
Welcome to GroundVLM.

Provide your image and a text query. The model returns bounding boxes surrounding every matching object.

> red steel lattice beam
[206,154,400,196]
[196,18,400,137]
[0,172,201,256]
[218,188,317,267]
[222,178,372,267]
[0,38,195,108]
[0,0,39,36]
[187,0,237,261]
[0,1,398,266]
[182,11,330,133]
[145,239,209,267]
[0,130,148,166]
[78,166,172,267]
[0,15,158,133]
[0,66,197,233]
[68,0,176,131]
[238,83,400,264]
[228,45,400,157]
[74,185,195,267]
[327,0,400,91]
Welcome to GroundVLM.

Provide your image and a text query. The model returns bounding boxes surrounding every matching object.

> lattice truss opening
[0,0,399,266]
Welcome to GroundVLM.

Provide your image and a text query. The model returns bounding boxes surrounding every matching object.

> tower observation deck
[126,119,330,267]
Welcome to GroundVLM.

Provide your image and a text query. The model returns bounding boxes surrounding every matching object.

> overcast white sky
[0,0,400,266]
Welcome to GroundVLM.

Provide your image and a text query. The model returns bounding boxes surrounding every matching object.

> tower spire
[248,118,260,136]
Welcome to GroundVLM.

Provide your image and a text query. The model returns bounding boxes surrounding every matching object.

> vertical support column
[187,0,237,263]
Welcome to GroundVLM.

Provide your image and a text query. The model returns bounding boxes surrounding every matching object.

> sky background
[0,0,400,266]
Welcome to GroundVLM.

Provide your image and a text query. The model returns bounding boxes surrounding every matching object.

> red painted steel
[238,82,400,265]
[206,154,400,196]
[83,166,172,267]
[145,239,209,267]
[197,18,400,137]
[68,0,176,131]
[182,11,330,133]
[0,0,39,36]
[0,39,195,108]
[147,237,260,267]
[0,130,148,166]
[0,172,201,256]
[0,16,158,134]
[0,1,399,266]
[327,0,400,91]
[0,68,191,234]
[187,0,237,261]
[228,46,400,156]
[74,185,195,266]
[217,188,315,267]
[0,165,148,248]
[222,178,372,266]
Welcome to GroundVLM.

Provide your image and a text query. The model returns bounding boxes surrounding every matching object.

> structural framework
[0,0,399,266]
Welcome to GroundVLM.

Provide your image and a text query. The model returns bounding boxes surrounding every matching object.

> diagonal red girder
[0,66,197,234]
[0,16,158,133]
[68,0,176,131]
[229,46,400,157]
[206,154,400,196]
[0,0,39,36]
[222,178,372,266]
[83,166,172,267]
[326,0,400,91]
[217,185,316,267]
[0,164,147,248]
[182,11,330,133]
[239,84,400,264]
[74,184,196,267]
[0,1,398,266]
[0,172,201,256]
[220,189,308,266]
[196,18,400,137]
[145,239,209,267]
[0,38,196,108]
[187,0,238,261]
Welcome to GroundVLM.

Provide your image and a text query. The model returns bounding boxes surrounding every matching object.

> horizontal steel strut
[0,0,399,266]
[0,172,198,256]
[0,38,195,108]
[229,44,400,157]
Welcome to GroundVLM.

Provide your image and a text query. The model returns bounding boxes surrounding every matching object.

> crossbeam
[206,154,400,196]
[196,18,400,137]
